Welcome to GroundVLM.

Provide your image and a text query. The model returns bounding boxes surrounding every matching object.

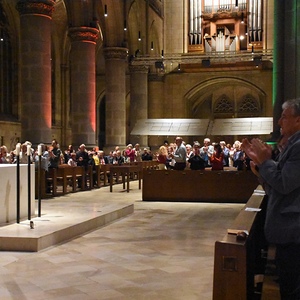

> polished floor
[0,181,244,300]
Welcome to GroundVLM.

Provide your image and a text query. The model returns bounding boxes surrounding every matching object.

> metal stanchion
[16,144,20,223]
[27,145,31,220]
[38,145,42,217]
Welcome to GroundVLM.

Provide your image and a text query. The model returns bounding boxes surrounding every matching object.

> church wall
[147,67,273,147]
[0,122,21,152]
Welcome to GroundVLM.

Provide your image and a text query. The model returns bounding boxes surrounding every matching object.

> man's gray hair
[282,98,300,116]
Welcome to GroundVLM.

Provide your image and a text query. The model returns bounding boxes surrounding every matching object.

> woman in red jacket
[209,143,224,171]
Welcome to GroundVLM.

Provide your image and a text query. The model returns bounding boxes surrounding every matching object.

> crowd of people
[156,137,249,171]
[0,137,251,173]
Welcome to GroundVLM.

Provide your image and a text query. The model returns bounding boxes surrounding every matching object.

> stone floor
[0,181,244,300]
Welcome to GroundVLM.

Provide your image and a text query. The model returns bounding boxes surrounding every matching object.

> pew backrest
[213,187,267,299]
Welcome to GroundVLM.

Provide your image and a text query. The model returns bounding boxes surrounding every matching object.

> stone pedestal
[0,164,35,224]
[17,0,55,145]
[69,27,99,148]
[104,47,128,148]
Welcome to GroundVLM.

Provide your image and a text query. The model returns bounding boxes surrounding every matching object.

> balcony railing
[130,49,273,69]
[204,3,247,14]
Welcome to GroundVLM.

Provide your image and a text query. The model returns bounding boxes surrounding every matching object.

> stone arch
[185,76,267,119]
[149,20,161,55]
[96,91,106,149]
[128,1,143,57]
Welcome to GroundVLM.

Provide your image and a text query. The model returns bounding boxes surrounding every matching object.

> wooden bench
[109,164,142,193]
[35,161,160,198]
[47,165,85,196]
[212,187,269,299]
[35,165,94,198]
[142,169,259,203]
[99,164,111,186]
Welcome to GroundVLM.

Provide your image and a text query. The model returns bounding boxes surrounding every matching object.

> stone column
[272,1,300,140]
[103,47,128,148]
[16,0,55,145]
[129,65,149,147]
[68,27,99,148]
[148,74,165,148]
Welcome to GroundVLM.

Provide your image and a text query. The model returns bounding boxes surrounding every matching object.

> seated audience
[98,150,109,164]
[67,152,77,166]
[112,150,125,165]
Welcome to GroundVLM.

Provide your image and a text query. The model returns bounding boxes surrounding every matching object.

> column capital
[68,27,99,44]
[16,0,55,18]
[103,47,128,60]
[148,74,165,82]
[129,65,149,74]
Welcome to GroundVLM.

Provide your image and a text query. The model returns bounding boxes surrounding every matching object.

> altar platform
[0,182,138,252]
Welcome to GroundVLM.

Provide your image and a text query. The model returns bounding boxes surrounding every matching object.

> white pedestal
[0,164,35,224]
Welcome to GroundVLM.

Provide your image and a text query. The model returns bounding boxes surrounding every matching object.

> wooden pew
[47,165,79,196]
[213,187,268,299]
[100,164,111,186]
[36,165,88,197]
[94,165,101,188]
[36,161,159,198]
[142,169,259,203]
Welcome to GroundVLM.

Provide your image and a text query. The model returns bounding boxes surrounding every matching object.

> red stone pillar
[16,0,55,144]
[68,27,99,148]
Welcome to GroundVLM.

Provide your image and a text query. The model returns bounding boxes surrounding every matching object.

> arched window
[238,95,260,113]
[214,95,233,113]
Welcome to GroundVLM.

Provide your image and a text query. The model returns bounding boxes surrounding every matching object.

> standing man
[49,139,61,169]
[242,98,300,299]
[200,138,214,168]
[76,144,89,169]
[169,136,187,170]
[76,144,89,188]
